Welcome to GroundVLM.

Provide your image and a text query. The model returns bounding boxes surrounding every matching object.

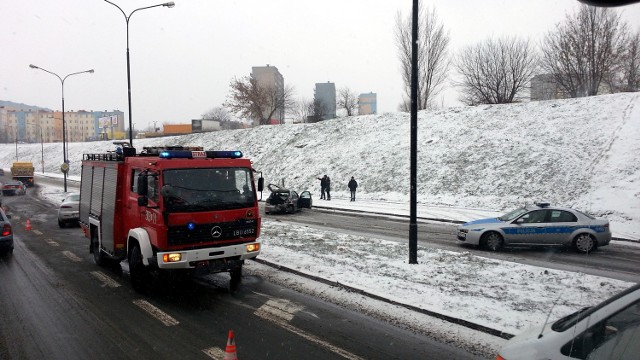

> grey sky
[2,0,639,131]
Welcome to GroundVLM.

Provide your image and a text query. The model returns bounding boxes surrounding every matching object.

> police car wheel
[574,234,595,253]
[482,232,504,251]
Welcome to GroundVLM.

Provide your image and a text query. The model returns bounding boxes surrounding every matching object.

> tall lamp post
[29,64,94,192]
[103,0,175,147]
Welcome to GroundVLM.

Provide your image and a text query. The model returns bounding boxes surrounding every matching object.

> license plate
[233,228,255,236]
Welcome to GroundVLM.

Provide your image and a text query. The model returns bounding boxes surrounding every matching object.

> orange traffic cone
[224,329,238,360]
[25,219,32,231]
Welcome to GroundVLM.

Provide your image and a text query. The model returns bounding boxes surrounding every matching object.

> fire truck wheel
[92,231,108,266]
[130,244,149,293]
[230,266,242,291]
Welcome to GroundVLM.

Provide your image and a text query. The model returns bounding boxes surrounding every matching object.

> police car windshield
[498,207,529,221]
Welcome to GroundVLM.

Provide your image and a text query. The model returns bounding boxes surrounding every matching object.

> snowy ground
[33,177,637,358]
[3,92,640,356]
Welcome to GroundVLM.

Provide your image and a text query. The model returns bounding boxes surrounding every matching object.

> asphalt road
[0,183,483,360]
[276,206,640,284]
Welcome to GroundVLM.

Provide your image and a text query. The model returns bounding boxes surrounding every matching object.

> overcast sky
[2,0,639,130]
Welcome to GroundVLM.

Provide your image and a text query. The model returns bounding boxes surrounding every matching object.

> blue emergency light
[158,150,243,159]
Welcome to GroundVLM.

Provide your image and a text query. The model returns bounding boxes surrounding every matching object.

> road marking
[90,271,121,288]
[202,347,226,359]
[32,229,43,235]
[133,299,179,326]
[45,238,60,246]
[254,299,364,360]
[62,250,82,262]
[255,298,304,321]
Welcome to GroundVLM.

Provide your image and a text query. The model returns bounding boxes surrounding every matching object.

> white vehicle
[58,192,80,227]
[497,283,640,360]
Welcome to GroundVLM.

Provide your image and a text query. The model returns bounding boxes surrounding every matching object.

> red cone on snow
[224,329,238,360]
[25,219,32,231]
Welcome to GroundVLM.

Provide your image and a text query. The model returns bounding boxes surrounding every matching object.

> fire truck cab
[79,143,264,292]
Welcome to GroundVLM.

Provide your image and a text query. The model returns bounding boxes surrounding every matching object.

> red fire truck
[79,143,264,292]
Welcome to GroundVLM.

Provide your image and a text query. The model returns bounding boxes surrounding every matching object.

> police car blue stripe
[502,225,607,235]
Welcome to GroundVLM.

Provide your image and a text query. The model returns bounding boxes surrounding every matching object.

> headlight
[163,253,182,263]
[246,243,260,252]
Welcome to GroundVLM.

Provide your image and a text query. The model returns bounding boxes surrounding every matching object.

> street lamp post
[103,0,175,147]
[29,64,94,192]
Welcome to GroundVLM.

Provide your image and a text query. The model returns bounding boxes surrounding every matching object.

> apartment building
[314,82,336,120]
[358,92,377,115]
[0,107,124,143]
[251,65,284,125]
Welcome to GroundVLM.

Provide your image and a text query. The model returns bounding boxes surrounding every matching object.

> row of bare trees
[208,3,639,126]
[395,3,640,108]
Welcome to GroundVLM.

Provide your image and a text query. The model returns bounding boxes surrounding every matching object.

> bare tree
[202,106,233,122]
[291,98,315,123]
[454,37,538,105]
[540,5,628,97]
[224,76,295,125]
[309,98,327,123]
[621,31,640,92]
[395,4,450,111]
[336,87,358,117]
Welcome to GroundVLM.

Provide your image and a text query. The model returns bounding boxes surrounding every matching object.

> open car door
[298,191,313,209]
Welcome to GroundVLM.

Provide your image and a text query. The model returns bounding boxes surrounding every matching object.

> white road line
[202,346,226,359]
[254,310,365,360]
[132,299,179,326]
[45,238,60,246]
[32,229,43,235]
[254,298,363,360]
[90,271,121,288]
[62,250,82,262]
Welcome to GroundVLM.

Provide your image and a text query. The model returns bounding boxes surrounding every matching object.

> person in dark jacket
[325,176,331,200]
[317,175,327,199]
[348,176,358,201]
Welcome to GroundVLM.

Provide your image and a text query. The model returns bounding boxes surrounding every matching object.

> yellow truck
[11,162,35,187]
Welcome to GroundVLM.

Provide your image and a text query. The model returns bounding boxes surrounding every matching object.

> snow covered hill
[1,92,639,238]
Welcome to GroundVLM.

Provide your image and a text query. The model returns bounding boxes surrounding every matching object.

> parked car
[264,184,312,214]
[457,202,611,253]
[2,180,27,196]
[0,207,14,255]
[497,283,640,360]
[58,192,80,227]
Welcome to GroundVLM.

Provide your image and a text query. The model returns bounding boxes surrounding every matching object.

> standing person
[325,176,331,200]
[348,176,358,201]
[317,175,327,200]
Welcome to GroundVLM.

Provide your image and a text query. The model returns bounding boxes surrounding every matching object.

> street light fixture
[104,0,175,147]
[29,64,94,192]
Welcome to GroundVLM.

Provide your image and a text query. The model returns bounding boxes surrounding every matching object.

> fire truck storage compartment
[80,162,119,253]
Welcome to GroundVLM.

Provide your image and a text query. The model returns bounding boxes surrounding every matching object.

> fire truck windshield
[162,167,255,212]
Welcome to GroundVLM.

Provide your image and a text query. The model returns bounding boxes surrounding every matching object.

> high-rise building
[251,65,284,125]
[314,82,336,120]
[358,92,377,115]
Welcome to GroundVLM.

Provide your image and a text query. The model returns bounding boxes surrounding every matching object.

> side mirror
[257,177,264,192]
[515,218,524,224]
[137,196,148,207]
[137,174,148,196]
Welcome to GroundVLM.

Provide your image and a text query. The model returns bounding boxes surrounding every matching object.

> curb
[252,258,515,340]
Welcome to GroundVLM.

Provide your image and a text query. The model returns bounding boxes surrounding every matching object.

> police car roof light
[535,202,551,208]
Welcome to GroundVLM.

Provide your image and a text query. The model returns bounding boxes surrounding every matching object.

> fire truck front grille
[167,219,257,247]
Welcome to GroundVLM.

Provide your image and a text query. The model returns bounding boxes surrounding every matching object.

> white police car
[497,283,640,360]
[457,203,611,253]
